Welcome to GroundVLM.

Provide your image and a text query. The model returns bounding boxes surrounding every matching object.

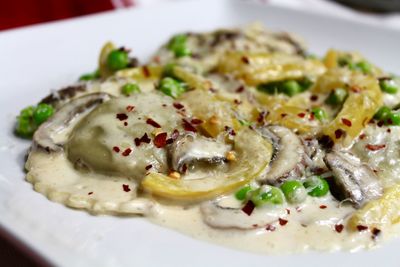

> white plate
[1,1,400,266]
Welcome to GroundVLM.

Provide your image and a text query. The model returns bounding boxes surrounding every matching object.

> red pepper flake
[359,133,366,140]
[335,224,344,233]
[135,133,151,146]
[153,132,168,148]
[310,95,318,101]
[116,113,128,121]
[191,118,203,125]
[224,126,236,136]
[234,99,242,105]
[142,66,150,77]
[181,163,188,174]
[341,118,352,127]
[297,112,306,118]
[241,56,250,64]
[236,86,245,93]
[257,111,267,123]
[145,164,153,170]
[265,224,276,232]
[351,86,361,93]
[171,129,180,140]
[146,118,161,128]
[371,228,381,239]
[122,148,132,156]
[122,184,131,192]
[124,122,128,126]
[309,112,315,121]
[387,128,392,133]
[173,102,184,110]
[162,104,167,107]
[126,105,135,112]
[357,225,368,232]
[281,113,287,118]
[252,224,258,228]
[335,129,344,139]
[286,208,291,215]
[373,169,379,173]
[113,146,120,153]
[241,201,255,216]
[279,218,288,226]
[366,144,386,151]
[182,119,197,132]
[166,138,174,145]
[377,120,385,127]
[88,192,93,195]
[319,205,327,209]
[134,138,140,146]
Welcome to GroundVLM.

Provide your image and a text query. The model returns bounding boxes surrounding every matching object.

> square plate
[0,0,399,266]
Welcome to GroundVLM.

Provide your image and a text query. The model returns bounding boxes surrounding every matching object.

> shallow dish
[0,0,400,266]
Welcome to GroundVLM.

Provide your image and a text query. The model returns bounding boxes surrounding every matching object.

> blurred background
[1,0,400,31]
[0,0,134,31]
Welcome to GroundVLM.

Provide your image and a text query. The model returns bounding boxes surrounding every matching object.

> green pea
[325,88,348,106]
[107,50,129,71]
[303,176,329,197]
[79,69,100,81]
[33,104,54,125]
[20,106,35,119]
[121,83,140,96]
[250,186,284,207]
[337,55,352,67]
[158,77,186,98]
[15,106,37,138]
[374,106,392,121]
[281,80,301,96]
[235,185,253,201]
[352,61,372,74]
[257,82,281,95]
[298,78,313,92]
[15,117,36,138]
[388,112,400,126]
[280,180,307,204]
[380,79,398,94]
[168,34,191,58]
[312,107,328,122]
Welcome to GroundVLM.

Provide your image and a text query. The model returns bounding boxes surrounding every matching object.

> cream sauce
[26,147,391,254]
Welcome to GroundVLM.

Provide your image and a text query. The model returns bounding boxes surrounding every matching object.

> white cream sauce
[25,90,400,254]
[351,125,400,188]
[148,196,379,254]
[26,146,390,254]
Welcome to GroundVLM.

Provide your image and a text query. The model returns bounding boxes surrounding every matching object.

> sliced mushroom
[169,133,231,172]
[324,151,383,208]
[257,126,305,185]
[40,84,87,109]
[33,93,111,152]
[201,197,286,229]
[301,137,328,173]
